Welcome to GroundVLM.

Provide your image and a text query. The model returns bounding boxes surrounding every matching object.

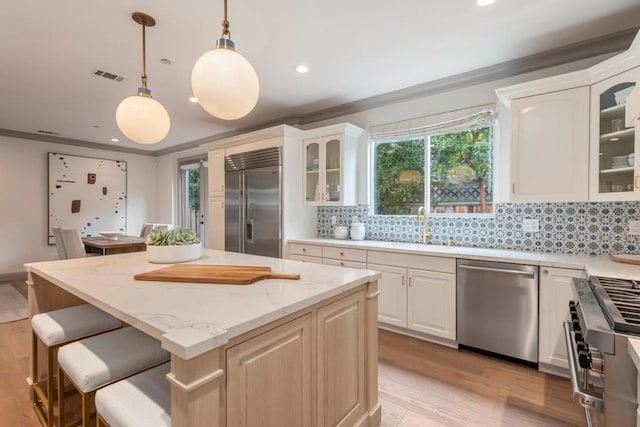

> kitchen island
[25,249,381,427]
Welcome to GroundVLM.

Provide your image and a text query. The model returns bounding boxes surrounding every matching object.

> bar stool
[95,362,171,427]
[57,326,170,427]
[31,304,123,427]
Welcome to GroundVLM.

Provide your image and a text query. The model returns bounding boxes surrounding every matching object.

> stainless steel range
[567,277,639,426]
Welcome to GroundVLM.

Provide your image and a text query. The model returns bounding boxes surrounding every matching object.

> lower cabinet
[226,290,367,427]
[538,266,586,372]
[369,262,456,341]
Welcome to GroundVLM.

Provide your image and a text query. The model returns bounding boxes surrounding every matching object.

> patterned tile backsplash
[317,202,640,255]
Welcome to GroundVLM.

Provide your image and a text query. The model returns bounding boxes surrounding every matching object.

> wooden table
[82,236,146,255]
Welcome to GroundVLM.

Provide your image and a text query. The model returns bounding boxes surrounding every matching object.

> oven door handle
[563,321,604,414]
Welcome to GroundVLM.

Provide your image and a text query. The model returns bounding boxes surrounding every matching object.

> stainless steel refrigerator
[225,147,282,258]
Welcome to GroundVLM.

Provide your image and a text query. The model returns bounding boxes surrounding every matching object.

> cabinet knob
[401,277,405,287]
[408,277,412,287]
[543,269,549,276]
[302,248,306,252]
[340,251,344,256]
[340,262,344,266]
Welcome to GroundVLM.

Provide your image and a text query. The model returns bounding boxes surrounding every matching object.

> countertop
[289,238,640,281]
[24,249,380,359]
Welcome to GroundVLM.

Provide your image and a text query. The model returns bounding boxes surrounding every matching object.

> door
[244,166,281,258]
[178,158,208,246]
[225,170,242,253]
[407,269,456,340]
[368,263,407,327]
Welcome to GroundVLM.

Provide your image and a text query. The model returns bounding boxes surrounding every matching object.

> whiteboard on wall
[48,153,127,244]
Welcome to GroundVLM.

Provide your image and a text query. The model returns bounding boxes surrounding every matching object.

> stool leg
[81,391,92,427]
[47,346,54,427]
[57,365,65,427]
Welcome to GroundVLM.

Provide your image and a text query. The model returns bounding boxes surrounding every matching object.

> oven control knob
[569,301,576,309]
[574,332,584,343]
[578,351,592,370]
[572,319,581,332]
[571,312,578,322]
[577,341,589,353]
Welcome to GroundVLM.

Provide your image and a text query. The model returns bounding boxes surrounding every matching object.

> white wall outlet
[523,219,539,233]
[629,220,640,235]
[331,215,337,225]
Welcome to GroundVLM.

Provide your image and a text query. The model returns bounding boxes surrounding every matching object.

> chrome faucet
[416,206,432,244]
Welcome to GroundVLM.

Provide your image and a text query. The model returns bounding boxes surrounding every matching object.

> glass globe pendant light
[191,0,259,120]
[116,12,170,144]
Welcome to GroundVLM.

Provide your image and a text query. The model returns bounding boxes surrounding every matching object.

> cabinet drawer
[322,246,367,263]
[289,254,323,264]
[289,243,322,257]
[322,258,366,269]
[367,250,455,273]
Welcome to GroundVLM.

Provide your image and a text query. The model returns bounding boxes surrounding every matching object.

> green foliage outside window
[374,139,425,215]
[188,168,201,212]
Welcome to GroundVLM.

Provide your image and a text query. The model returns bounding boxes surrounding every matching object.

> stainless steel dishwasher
[457,259,539,364]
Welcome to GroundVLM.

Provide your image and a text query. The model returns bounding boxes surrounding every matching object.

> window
[371,107,495,215]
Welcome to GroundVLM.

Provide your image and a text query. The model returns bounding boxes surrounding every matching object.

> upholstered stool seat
[95,362,171,427]
[57,326,170,426]
[31,304,122,427]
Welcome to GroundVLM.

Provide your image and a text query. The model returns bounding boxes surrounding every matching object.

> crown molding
[0,128,154,156]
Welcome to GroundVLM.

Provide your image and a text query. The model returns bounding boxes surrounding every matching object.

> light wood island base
[26,269,380,427]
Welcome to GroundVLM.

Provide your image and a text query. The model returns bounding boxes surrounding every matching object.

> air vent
[37,130,61,136]
[93,69,125,82]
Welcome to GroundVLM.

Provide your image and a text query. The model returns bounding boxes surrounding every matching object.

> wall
[0,136,157,276]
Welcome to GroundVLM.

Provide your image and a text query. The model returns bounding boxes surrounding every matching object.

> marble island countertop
[289,238,640,281]
[24,249,380,359]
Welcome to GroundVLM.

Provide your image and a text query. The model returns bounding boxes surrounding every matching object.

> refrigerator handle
[246,219,254,243]
[239,173,245,253]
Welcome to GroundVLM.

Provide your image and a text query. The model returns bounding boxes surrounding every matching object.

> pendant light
[191,0,259,120]
[116,12,170,144]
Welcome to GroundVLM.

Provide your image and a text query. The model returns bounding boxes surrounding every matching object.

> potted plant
[145,227,202,263]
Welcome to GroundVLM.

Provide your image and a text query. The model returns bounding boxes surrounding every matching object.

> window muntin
[373,125,493,215]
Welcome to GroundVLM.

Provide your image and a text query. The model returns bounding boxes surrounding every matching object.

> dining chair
[140,223,155,238]
[60,227,89,259]
[51,226,67,259]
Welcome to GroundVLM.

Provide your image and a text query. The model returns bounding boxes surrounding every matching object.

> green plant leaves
[146,227,200,246]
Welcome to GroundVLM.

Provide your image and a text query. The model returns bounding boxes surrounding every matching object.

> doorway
[178,157,208,247]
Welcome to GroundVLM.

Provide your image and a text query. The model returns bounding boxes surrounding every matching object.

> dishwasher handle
[458,264,536,278]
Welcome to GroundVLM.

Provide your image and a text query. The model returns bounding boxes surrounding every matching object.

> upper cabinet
[496,29,640,203]
[589,66,640,201]
[303,123,363,206]
[509,87,589,202]
[208,149,225,198]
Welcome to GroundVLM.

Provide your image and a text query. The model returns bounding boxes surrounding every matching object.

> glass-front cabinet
[302,123,364,206]
[590,66,640,200]
[304,135,343,205]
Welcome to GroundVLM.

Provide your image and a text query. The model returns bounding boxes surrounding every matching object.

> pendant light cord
[141,23,148,89]
[221,0,231,39]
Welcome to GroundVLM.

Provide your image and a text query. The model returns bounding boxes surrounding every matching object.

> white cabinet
[303,123,363,206]
[590,66,640,201]
[538,266,586,374]
[207,197,225,250]
[207,149,225,198]
[407,269,456,340]
[509,86,589,202]
[368,251,456,341]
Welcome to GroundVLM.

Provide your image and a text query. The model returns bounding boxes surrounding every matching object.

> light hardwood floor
[0,318,584,427]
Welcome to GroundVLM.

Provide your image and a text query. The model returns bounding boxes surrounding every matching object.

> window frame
[369,120,498,218]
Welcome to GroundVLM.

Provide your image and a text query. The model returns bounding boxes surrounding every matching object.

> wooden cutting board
[610,254,640,265]
[134,264,301,285]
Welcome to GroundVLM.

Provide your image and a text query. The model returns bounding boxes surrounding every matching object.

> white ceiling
[1,0,640,153]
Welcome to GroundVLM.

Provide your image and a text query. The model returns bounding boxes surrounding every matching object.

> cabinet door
[323,135,344,204]
[510,86,589,202]
[590,66,640,201]
[407,269,456,340]
[303,138,323,204]
[208,149,225,198]
[368,263,407,328]
[207,197,224,250]
[539,267,586,370]
[317,291,365,427]
[227,314,312,427]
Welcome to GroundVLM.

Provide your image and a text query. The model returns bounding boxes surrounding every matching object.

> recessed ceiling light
[189,96,198,103]
[478,0,495,5]
[295,65,309,74]
[111,138,119,142]
[160,58,172,65]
